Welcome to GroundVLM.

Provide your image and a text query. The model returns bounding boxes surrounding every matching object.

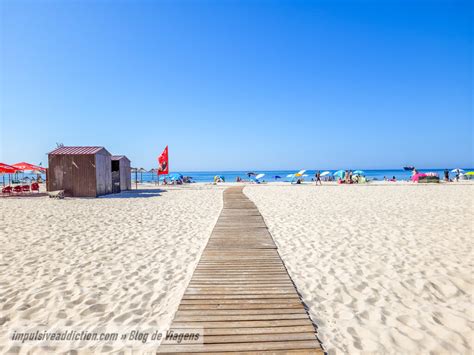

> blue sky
[1,0,472,170]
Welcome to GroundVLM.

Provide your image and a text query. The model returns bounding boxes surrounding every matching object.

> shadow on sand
[101,189,167,199]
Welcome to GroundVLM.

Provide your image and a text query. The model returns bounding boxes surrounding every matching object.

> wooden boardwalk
[158,186,324,354]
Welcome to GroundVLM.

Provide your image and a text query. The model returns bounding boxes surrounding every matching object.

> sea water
[8,168,472,185]
[132,169,472,183]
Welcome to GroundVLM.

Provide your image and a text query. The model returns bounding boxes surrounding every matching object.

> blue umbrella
[333,170,345,178]
[353,170,365,175]
[168,173,183,181]
[274,175,281,180]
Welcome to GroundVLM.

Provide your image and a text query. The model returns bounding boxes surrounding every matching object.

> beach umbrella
[0,163,18,174]
[255,173,265,180]
[274,175,281,180]
[148,168,158,183]
[451,168,464,173]
[12,162,46,171]
[353,170,365,176]
[286,174,294,178]
[333,170,345,178]
[168,173,183,181]
[465,171,474,176]
[295,170,306,177]
[0,163,18,186]
[320,171,330,176]
[247,172,256,177]
[137,168,146,182]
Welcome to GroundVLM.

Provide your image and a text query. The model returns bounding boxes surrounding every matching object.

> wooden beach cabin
[47,146,113,197]
[111,155,131,193]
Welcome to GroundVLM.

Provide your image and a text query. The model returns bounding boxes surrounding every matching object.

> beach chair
[2,186,12,194]
[31,183,40,193]
[13,185,22,193]
[22,185,30,192]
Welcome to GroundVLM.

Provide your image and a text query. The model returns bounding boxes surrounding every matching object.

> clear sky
[1,0,472,170]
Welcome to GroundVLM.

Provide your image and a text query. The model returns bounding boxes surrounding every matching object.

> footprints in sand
[245,185,473,354]
[0,188,222,353]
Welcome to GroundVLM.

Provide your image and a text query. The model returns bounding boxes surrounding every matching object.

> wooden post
[135,170,138,190]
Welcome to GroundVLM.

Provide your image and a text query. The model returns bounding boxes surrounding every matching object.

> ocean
[131,168,472,183]
[6,168,472,185]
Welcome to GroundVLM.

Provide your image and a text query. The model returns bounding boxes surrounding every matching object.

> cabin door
[111,161,121,193]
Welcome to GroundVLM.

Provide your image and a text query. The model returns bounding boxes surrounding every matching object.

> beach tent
[320,171,330,176]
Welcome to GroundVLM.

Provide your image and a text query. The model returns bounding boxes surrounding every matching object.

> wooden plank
[173,314,309,322]
[179,299,300,304]
[161,332,317,345]
[176,309,307,316]
[169,325,315,336]
[160,186,323,353]
[182,295,299,300]
[179,304,305,311]
[158,340,321,352]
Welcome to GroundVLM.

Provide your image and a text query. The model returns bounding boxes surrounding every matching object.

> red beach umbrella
[0,163,18,186]
[12,162,46,171]
[0,163,18,173]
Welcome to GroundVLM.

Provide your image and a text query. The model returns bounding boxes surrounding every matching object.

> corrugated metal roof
[49,146,107,155]
[111,155,130,161]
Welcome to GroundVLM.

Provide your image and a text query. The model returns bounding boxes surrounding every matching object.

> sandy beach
[245,183,474,354]
[0,185,223,353]
[1,182,473,354]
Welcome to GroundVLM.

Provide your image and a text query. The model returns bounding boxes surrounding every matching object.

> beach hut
[47,146,113,197]
[111,155,131,193]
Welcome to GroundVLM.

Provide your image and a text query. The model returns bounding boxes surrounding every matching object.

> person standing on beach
[444,169,449,182]
[315,171,322,185]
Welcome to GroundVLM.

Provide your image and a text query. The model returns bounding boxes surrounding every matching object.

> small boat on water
[403,166,415,171]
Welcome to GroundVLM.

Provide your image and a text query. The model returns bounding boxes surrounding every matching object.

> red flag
[158,146,169,175]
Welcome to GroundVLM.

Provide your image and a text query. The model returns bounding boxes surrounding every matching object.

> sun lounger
[22,185,30,192]
[2,186,12,194]
[48,190,65,199]
[31,182,40,192]
[13,185,22,193]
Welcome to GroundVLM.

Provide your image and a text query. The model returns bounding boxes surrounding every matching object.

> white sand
[245,184,474,354]
[0,185,223,353]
